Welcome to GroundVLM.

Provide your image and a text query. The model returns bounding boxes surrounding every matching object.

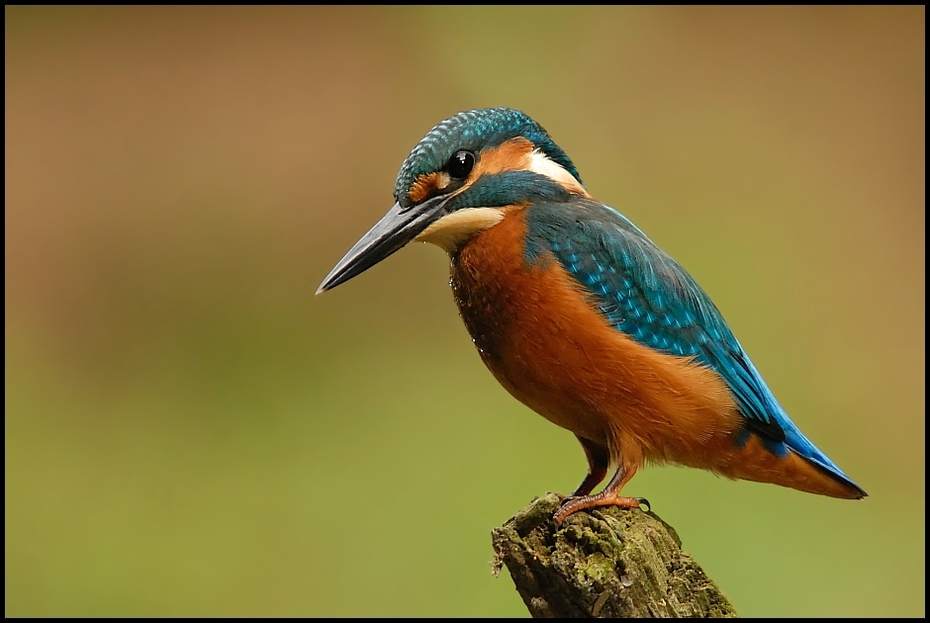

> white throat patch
[414,208,505,254]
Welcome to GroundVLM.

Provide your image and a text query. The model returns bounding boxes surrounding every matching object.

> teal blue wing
[523,199,857,487]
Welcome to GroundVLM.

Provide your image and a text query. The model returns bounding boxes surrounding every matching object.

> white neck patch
[525,150,589,196]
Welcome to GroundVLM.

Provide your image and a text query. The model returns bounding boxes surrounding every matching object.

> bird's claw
[553,494,651,526]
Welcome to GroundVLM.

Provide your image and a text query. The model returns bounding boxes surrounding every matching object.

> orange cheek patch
[407,171,452,204]
[473,137,536,177]
[468,138,588,197]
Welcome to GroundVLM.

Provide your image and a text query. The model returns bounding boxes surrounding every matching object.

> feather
[523,199,864,495]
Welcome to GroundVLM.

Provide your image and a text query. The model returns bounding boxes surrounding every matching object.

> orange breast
[451,207,742,470]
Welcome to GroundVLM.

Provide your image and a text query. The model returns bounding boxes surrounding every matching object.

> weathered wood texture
[491,494,737,618]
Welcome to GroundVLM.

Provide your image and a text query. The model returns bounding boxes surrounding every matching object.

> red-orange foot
[552,494,648,526]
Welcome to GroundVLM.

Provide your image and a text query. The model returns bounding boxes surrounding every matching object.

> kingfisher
[317,107,866,525]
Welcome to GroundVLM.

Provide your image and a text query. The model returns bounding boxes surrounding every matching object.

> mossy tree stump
[491,494,737,618]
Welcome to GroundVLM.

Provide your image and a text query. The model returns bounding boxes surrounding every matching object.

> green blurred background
[5,6,924,617]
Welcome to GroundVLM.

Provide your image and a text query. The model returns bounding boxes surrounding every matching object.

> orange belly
[451,208,742,472]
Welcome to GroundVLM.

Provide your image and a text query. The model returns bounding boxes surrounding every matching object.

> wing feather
[522,198,871,485]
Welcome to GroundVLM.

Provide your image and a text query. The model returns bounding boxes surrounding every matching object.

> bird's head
[317,107,588,293]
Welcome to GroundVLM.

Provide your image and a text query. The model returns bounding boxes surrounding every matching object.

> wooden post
[491,493,737,618]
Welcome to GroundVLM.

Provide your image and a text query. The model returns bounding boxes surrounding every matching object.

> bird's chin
[414,207,506,254]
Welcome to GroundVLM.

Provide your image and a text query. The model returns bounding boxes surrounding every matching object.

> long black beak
[316,195,449,294]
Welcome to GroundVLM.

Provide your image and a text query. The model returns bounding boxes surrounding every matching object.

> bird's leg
[553,462,641,526]
[567,435,611,498]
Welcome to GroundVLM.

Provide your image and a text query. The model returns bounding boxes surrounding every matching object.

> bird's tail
[725,423,867,499]
[781,412,867,499]
[733,439,866,499]
[722,344,866,499]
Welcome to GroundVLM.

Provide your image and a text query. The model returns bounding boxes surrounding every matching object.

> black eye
[447,150,475,179]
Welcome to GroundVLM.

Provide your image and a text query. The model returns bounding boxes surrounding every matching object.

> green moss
[577,552,616,585]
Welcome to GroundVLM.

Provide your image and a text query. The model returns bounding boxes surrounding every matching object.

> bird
[317,107,866,525]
